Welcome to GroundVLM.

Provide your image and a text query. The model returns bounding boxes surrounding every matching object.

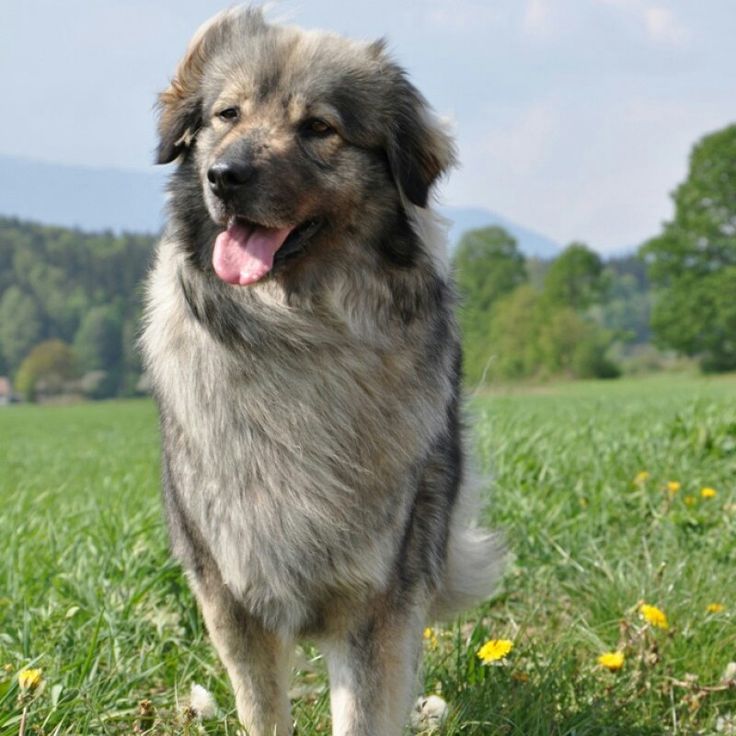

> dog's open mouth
[212,216,322,286]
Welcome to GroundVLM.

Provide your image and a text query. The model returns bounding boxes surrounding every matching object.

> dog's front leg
[323,602,425,736]
[193,580,293,736]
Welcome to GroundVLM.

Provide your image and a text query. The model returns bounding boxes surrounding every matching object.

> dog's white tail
[432,523,505,620]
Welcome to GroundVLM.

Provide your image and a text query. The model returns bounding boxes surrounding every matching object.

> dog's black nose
[207,160,256,196]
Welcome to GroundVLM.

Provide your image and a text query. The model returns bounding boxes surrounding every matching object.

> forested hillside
[453,230,654,385]
[0,218,154,398]
[0,215,652,401]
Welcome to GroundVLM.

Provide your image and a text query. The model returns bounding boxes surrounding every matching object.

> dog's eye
[302,118,334,137]
[217,107,240,122]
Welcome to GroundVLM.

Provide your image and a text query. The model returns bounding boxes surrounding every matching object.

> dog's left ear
[383,65,457,208]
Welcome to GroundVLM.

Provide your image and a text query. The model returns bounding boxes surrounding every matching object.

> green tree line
[0,218,154,400]
[454,232,631,384]
[454,122,736,385]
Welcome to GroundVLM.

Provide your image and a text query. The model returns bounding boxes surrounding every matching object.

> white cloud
[597,0,689,45]
[424,0,501,31]
[522,0,554,37]
[481,103,560,175]
[644,6,688,45]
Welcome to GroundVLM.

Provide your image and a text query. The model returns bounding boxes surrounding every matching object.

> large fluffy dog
[141,7,500,735]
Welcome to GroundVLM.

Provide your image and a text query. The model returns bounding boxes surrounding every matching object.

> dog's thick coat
[141,8,501,735]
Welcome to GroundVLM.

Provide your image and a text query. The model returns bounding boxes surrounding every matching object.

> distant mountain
[0,155,166,235]
[0,155,560,257]
[439,206,560,258]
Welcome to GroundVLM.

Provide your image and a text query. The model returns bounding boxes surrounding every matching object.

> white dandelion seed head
[190,683,218,720]
[722,662,736,685]
[716,713,736,735]
[410,694,449,732]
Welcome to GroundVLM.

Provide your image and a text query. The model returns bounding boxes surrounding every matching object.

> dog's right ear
[156,8,267,164]
[156,81,202,165]
[156,12,225,165]
[155,21,214,165]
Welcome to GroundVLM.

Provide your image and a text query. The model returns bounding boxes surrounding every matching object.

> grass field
[1,375,735,735]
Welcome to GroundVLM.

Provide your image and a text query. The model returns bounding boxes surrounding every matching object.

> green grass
[1,375,735,734]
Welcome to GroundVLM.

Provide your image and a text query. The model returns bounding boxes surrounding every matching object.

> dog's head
[156,7,455,286]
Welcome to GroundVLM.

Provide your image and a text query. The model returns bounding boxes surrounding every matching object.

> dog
[141,7,501,735]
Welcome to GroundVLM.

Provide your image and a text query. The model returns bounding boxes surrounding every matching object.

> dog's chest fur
[142,239,454,633]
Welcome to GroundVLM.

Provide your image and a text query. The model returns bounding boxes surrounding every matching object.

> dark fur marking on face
[255,61,284,103]
[326,84,375,145]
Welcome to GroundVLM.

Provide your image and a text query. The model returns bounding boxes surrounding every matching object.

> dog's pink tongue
[213,220,293,285]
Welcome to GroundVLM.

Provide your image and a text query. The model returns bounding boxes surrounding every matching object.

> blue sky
[1,0,734,252]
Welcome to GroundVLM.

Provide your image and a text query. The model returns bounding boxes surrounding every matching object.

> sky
[1,0,734,253]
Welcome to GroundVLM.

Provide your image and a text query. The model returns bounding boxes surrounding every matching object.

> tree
[595,256,652,345]
[453,227,527,315]
[537,307,619,379]
[452,226,527,383]
[543,242,605,311]
[487,287,618,381]
[641,124,736,370]
[74,304,124,397]
[15,340,80,402]
[595,272,652,344]
[0,286,43,372]
[485,285,543,380]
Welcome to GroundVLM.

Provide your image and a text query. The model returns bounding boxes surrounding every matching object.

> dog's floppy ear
[383,65,457,208]
[156,86,202,165]
[156,8,267,164]
[156,25,211,165]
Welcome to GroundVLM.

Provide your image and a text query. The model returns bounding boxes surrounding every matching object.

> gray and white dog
[141,7,501,735]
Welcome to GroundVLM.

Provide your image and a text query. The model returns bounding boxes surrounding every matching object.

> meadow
[0,375,734,735]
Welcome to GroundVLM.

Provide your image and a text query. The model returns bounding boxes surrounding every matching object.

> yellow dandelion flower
[598,651,625,671]
[17,668,43,691]
[706,603,725,614]
[477,639,514,664]
[423,627,439,650]
[633,471,650,485]
[640,603,669,630]
[684,495,696,507]
[700,487,717,499]
[666,481,681,494]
